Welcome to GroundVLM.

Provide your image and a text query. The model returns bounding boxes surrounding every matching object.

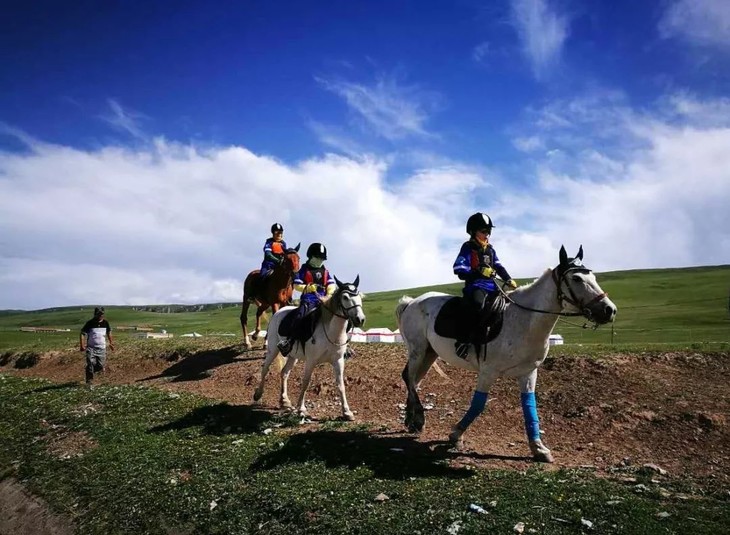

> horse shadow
[249,430,479,480]
[138,346,263,383]
[148,403,277,436]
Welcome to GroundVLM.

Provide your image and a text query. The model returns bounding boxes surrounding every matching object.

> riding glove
[304,283,319,294]
[506,279,517,289]
[480,266,494,277]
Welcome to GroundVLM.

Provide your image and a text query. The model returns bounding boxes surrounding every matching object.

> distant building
[133,332,174,339]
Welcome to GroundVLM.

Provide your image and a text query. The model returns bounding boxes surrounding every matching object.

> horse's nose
[605,305,616,321]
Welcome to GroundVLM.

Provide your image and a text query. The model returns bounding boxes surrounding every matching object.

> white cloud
[509,0,570,79]
[659,0,730,49]
[316,74,440,141]
[2,91,729,310]
[0,134,481,309]
[99,99,148,140]
[472,42,491,63]
[502,92,730,273]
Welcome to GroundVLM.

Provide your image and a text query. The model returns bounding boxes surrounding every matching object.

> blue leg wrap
[521,392,540,441]
[457,391,488,430]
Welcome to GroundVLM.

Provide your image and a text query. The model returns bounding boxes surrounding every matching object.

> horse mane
[509,268,553,295]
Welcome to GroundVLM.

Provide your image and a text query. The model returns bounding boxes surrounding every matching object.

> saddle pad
[277,306,322,346]
[434,296,504,345]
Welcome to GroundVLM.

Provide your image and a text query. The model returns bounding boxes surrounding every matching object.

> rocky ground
[3,343,728,490]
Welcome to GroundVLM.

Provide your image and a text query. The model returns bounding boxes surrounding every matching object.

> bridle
[318,286,363,346]
[497,263,608,325]
[320,286,362,320]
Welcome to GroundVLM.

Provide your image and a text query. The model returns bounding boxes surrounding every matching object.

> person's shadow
[138,345,262,382]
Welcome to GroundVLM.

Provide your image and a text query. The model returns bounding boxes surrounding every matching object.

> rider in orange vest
[260,223,287,279]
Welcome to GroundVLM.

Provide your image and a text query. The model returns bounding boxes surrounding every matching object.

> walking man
[80,307,114,385]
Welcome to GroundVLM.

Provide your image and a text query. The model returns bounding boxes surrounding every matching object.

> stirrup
[454,341,469,359]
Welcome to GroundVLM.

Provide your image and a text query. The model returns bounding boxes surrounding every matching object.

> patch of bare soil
[3,344,729,491]
[0,478,73,535]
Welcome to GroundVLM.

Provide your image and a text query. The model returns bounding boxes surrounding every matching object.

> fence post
[611,323,615,345]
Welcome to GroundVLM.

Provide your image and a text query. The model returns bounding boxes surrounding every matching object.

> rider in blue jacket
[452,213,517,358]
[260,223,287,279]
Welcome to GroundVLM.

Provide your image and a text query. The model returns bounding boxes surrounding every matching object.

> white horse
[396,246,617,462]
[253,276,366,421]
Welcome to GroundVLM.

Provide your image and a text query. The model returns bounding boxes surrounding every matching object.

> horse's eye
[572,276,582,282]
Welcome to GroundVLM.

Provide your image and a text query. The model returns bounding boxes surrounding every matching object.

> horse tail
[395,296,414,324]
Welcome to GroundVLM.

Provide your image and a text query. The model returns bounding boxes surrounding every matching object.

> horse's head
[332,275,366,328]
[554,245,617,325]
[283,243,301,273]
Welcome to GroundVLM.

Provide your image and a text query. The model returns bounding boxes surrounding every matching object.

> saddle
[434,294,506,351]
[277,306,322,351]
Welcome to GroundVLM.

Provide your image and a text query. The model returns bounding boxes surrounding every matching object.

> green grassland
[1,265,729,533]
[1,265,727,352]
[1,375,728,535]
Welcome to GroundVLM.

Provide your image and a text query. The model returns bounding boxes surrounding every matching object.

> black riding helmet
[466,212,494,235]
[306,242,327,260]
[271,223,283,233]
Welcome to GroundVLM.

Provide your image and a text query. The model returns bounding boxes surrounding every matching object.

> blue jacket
[453,240,512,294]
[294,263,336,305]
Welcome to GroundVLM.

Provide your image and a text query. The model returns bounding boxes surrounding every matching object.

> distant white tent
[181,332,203,338]
[365,327,394,343]
[348,327,368,343]
[392,329,404,343]
[549,334,564,345]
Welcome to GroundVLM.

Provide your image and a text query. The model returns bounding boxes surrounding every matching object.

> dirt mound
[2,344,729,490]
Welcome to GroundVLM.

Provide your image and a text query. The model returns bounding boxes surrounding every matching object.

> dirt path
[2,344,729,490]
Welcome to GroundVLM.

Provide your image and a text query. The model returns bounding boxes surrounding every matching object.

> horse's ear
[559,245,568,266]
[334,275,344,289]
[294,243,300,252]
[576,245,584,261]
[353,274,360,288]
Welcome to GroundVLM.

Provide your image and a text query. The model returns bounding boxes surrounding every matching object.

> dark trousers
[85,347,106,383]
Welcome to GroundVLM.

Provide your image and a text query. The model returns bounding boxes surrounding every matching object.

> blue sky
[1,0,729,309]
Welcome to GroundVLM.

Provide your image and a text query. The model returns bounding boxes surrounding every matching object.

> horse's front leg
[295,356,317,418]
[241,300,253,350]
[251,305,266,341]
[279,356,297,410]
[332,356,354,421]
[518,369,554,463]
[449,371,496,448]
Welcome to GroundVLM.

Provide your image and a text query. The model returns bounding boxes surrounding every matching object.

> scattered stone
[468,503,489,515]
[642,463,668,476]
[606,500,622,506]
[581,518,594,529]
[446,520,463,535]
[374,493,389,502]
[209,500,218,511]
[423,403,434,410]
[513,522,525,533]
[262,428,273,435]
[656,512,671,519]
[634,484,649,493]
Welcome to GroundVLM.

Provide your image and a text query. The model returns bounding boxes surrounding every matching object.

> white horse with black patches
[253,277,366,421]
[396,246,617,462]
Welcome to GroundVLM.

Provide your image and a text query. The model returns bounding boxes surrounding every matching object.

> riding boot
[277,337,293,356]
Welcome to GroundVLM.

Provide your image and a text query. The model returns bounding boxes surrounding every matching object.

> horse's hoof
[253,388,263,402]
[281,400,293,410]
[533,451,555,463]
[343,412,355,421]
[251,333,259,341]
[448,433,465,450]
[407,422,421,434]
[413,412,425,432]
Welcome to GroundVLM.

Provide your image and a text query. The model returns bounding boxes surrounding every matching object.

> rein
[496,267,608,327]
[318,289,361,347]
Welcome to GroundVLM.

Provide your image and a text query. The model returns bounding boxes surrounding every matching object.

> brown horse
[241,243,300,350]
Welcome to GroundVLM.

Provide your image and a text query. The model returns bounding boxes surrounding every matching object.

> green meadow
[2,265,727,352]
[1,265,729,534]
